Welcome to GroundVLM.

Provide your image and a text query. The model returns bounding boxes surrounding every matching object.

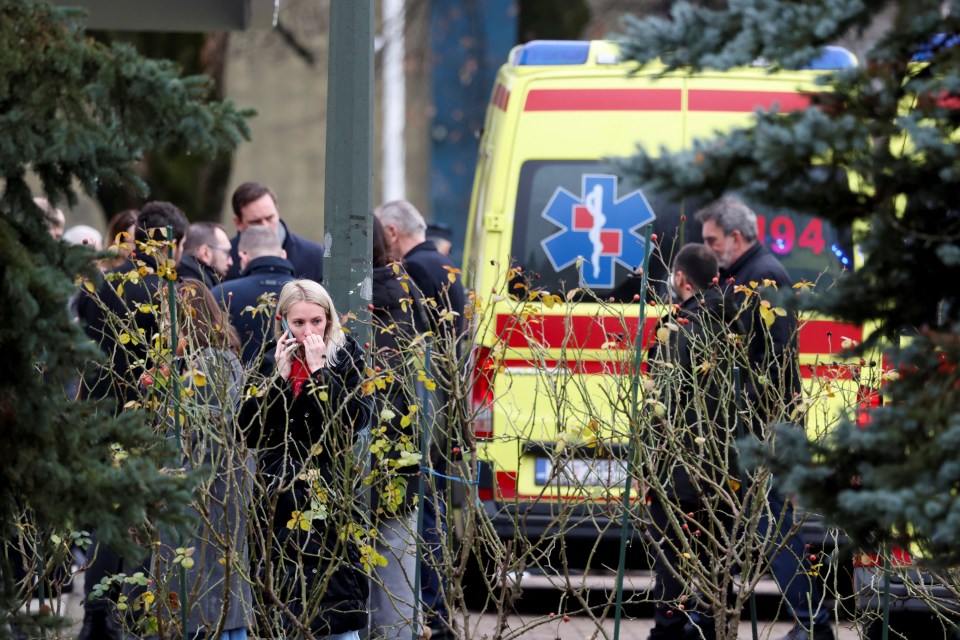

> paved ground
[468,612,864,639]
[28,572,868,639]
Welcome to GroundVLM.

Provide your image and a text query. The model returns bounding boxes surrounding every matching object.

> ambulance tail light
[495,471,518,500]
[856,386,882,428]
[471,346,495,439]
[512,40,590,66]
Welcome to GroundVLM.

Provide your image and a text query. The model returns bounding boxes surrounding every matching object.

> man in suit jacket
[75,201,189,640]
[177,221,234,289]
[374,200,464,640]
[222,181,324,283]
[211,226,296,364]
[697,196,833,640]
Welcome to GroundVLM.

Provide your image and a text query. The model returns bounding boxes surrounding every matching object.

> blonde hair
[275,279,345,366]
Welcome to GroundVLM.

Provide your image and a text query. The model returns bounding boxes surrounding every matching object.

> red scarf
[289,358,311,398]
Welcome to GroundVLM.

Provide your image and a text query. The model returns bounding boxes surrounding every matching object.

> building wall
[225,9,331,242]
[224,0,435,244]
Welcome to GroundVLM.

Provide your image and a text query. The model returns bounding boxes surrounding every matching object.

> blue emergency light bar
[803,45,857,70]
[513,40,858,71]
[912,34,960,62]
[512,41,590,66]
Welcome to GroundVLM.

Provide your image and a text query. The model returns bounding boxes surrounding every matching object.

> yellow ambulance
[461,40,868,544]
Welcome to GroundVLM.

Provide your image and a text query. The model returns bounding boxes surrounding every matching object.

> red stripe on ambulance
[688,90,810,112]
[524,88,682,111]
[798,320,863,354]
[495,313,659,350]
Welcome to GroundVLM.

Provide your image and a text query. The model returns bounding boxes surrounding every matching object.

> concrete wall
[224,0,435,243]
[224,4,331,242]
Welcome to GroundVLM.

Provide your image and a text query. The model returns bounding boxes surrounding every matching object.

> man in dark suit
[75,201,189,640]
[222,181,324,283]
[177,221,234,289]
[645,243,741,640]
[376,201,465,337]
[375,200,464,640]
[211,226,295,364]
[697,196,833,640]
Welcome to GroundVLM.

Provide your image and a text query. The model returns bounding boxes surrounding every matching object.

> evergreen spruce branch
[0,0,253,630]
[0,1,253,208]
[618,0,881,73]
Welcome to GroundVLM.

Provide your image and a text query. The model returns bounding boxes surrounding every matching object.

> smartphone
[280,318,300,359]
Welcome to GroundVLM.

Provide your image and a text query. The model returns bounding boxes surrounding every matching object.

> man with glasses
[178,221,234,289]
[696,196,832,640]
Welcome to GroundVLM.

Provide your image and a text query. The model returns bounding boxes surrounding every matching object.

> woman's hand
[275,331,298,380]
[303,334,327,373]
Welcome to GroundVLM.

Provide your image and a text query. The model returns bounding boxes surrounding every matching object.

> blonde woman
[239,280,371,640]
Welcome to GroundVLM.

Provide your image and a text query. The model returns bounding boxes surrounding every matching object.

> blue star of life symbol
[540,174,657,288]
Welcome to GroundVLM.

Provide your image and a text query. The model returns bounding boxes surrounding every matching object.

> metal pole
[167,226,189,636]
[382,0,406,202]
[613,224,653,640]
[881,553,891,640]
[325,0,374,345]
[732,366,759,640]
[413,340,432,640]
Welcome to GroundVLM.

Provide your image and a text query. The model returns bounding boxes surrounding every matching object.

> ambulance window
[738,203,853,286]
[511,160,852,300]
[512,160,683,300]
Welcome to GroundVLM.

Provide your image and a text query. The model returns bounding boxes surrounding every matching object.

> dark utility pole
[325,0,374,339]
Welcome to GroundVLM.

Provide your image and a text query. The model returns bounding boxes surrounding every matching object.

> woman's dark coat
[238,334,372,636]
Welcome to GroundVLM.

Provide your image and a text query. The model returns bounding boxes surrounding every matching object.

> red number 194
[756,215,826,256]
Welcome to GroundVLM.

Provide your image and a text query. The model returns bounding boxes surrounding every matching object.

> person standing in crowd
[178,221,234,289]
[74,201,189,640]
[644,244,741,640]
[63,225,104,323]
[211,226,296,365]
[238,280,371,640]
[696,196,832,640]
[368,216,422,639]
[698,196,801,424]
[223,182,324,283]
[103,209,138,271]
[34,197,65,239]
[376,201,464,337]
[374,200,465,640]
[425,222,453,257]
[156,279,253,640]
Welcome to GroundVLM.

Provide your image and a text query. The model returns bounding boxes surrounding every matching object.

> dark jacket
[371,265,423,511]
[720,242,801,428]
[157,347,253,635]
[75,256,165,409]
[649,288,742,502]
[210,256,296,364]
[237,334,371,636]
[403,240,465,338]
[402,241,466,458]
[224,219,323,283]
[177,254,220,290]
